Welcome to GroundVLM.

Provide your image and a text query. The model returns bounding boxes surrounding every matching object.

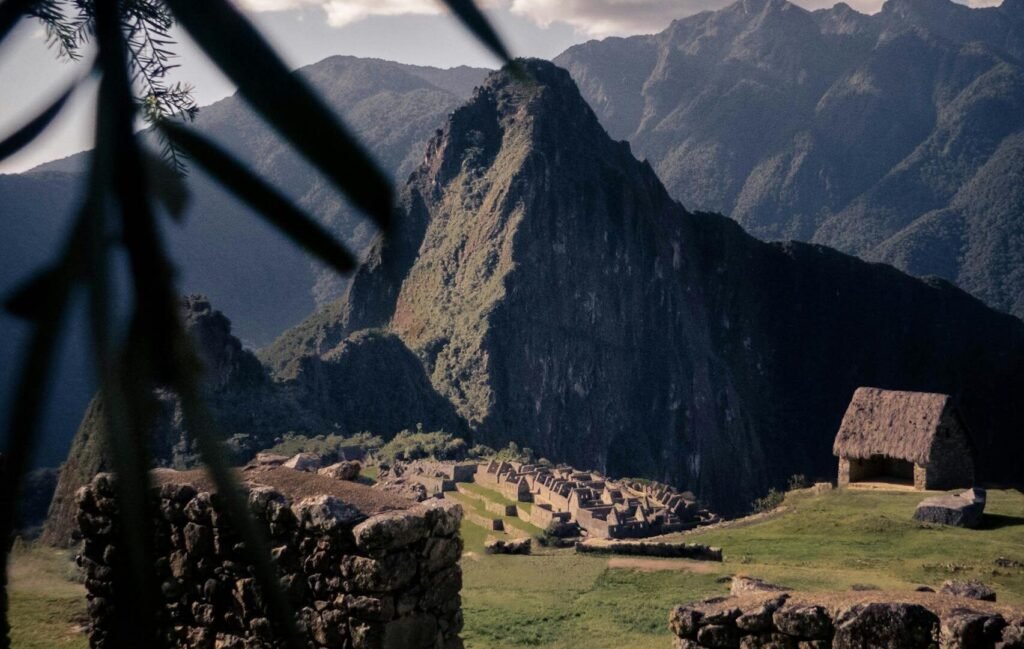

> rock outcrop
[272,60,1024,513]
[76,468,465,649]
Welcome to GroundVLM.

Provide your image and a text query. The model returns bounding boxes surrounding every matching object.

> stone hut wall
[76,473,465,649]
[924,416,975,490]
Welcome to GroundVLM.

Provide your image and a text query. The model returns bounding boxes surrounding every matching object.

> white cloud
[507,0,731,37]
[238,0,442,27]
[237,0,1007,36]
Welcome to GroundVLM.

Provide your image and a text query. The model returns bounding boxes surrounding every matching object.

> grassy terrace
[10,487,1024,649]
[457,481,533,514]
[446,490,544,541]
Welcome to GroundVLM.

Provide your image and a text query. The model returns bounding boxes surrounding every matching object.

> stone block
[833,603,938,649]
[914,489,986,528]
[773,605,832,640]
[354,510,430,555]
[669,606,704,638]
[282,452,322,472]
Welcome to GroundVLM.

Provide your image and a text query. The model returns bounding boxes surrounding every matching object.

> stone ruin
[477,460,719,539]
[668,579,1024,649]
[75,465,465,649]
[376,462,477,502]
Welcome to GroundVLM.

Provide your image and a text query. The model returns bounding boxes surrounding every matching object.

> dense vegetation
[556,0,1024,320]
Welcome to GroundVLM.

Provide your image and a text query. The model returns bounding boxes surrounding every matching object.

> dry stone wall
[669,590,1024,649]
[76,471,465,649]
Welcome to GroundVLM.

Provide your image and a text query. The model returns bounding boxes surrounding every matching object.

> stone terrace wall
[669,591,1024,648]
[76,471,465,649]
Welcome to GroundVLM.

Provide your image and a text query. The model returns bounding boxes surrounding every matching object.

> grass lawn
[7,542,88,649]
[460,487,1024,648]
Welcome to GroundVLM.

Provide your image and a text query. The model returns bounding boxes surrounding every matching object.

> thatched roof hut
[833,387,974,490]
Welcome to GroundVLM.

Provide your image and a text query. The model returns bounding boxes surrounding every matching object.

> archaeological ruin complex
[474,460,719,539]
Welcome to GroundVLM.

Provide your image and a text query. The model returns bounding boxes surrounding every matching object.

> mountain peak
[421,58,620,192]
[880,0,958,19]
[477,59,602,129]
[721,0,810,22]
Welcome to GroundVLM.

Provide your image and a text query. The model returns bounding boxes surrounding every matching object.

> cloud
[239,0,442,27]
[236,0,729,35]
[237,0,1006,36]
[507,0,732,36]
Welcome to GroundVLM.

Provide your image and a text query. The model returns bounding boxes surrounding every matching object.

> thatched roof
[832,387,956,464]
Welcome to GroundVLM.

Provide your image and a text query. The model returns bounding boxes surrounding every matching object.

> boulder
[483,537,532,555]
[773,605,832,640]
[833,603,938,649]
[252,452,289,467]
[740,634,796,649]
[282,452,322,472]
[737,596,790,633]
[941,580,997,602]
[353,510,430,556]
[940,610,1006,649]
[1000,624,1024,648]
[669,606,704,638]
[318,461,362,481]
[914,489,986,528]
[292,495,363,532]
[696,623,739,648]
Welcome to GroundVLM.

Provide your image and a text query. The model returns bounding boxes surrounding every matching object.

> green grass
[11,488,1024,649]
[459,487,1024,648]
[680,488,1024,604]
[7,542,88,649]
[458,482,533,514]
[448,491,545,545]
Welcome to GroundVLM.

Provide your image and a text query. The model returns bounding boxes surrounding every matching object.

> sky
[0,0,1003,173]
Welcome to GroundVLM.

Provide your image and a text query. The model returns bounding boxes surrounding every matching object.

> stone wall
[576,539,722,561]
[925,418,976,490]
[669,591,1024,648]
[76,470,465,649]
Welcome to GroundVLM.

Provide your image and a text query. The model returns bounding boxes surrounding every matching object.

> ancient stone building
[833,388,975,490]
[477,460,717,539]
[76,465,465,649]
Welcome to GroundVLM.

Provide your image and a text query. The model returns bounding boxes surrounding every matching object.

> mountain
[271,60,1024,514]
[554,0,1024,320]
[41,295,463,546]
[0,56,488,466]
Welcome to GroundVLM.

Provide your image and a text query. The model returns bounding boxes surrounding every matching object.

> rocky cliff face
[555,0,1024,321]
[276,60,1024,513]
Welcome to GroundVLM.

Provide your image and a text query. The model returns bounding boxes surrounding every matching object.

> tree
[0,0,514,646]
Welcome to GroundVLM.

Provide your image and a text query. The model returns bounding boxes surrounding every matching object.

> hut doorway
[847,455,914,485]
